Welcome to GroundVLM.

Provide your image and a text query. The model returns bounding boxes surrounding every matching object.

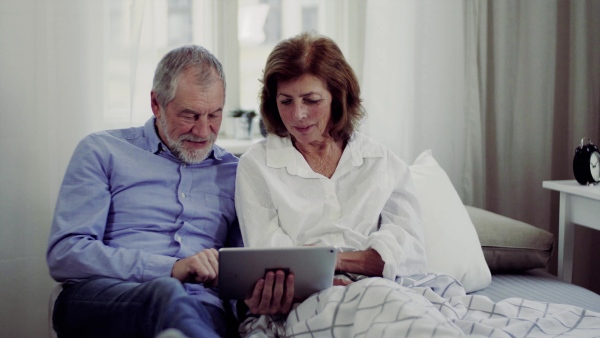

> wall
[0,1,104,336]
[0,1,57,337]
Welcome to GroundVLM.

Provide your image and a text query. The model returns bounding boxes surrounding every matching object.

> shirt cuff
[142,254,179,281]
[368,241,396,280]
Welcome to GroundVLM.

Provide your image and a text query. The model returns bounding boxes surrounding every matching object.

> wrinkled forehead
[173,67,225,103]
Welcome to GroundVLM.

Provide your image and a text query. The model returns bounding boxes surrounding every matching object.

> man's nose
[190,115,210,138]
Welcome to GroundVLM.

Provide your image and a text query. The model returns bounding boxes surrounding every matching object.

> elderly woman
[235,32,426,316]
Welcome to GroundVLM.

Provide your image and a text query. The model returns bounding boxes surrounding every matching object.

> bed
[240,150,600,337]
[471,269,600,313]
[467,205,600,313]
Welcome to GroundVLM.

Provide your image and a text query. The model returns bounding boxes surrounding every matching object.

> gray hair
[152,45,226,108]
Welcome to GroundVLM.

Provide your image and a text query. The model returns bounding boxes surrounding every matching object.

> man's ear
[151,92,161,118]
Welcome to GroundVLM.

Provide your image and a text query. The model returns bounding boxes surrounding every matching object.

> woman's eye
[279,100,292,106]
[304,99,320,105]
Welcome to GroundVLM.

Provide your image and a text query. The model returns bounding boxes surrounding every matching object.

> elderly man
[47,45,241,338]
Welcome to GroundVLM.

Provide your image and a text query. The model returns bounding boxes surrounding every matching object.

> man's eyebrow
[179,109,198,114]
[179,107,223,115]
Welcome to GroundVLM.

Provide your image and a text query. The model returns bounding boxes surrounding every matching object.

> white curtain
[362,0,478,203]
[0,0,234,336]
[362,0,600,292]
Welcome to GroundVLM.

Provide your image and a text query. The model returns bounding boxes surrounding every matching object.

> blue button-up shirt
[47,117,242,304]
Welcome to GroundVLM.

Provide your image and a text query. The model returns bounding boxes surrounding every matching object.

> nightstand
[542,180,600,282]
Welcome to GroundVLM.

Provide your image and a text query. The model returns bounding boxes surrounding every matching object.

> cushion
[409,150,491,292]
[465,205,554,271]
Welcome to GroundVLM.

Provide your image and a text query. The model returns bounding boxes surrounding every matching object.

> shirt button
[181,193,186,198]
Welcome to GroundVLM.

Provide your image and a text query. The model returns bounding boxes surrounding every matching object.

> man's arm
[47,134,177,282]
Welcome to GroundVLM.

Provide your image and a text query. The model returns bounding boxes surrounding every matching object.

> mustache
[178,133,215,143]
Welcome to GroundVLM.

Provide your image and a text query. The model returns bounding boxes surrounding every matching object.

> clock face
[591,151,600,182]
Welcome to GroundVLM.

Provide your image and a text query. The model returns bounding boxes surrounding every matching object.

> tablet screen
[218,246,337,299]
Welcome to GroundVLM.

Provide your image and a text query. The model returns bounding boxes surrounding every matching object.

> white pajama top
[234,132,426,279]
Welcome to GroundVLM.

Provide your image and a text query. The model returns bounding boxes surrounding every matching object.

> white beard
[157,114,215,164]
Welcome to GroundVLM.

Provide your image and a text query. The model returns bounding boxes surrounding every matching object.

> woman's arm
[365,159,427,279]
[235,146,295,247]
[336,249,384,276]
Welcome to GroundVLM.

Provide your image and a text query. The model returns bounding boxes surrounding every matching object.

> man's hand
[171,248,219,286]
[245,270,295,315]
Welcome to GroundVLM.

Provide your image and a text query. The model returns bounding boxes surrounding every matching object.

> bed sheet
[471,269,600,312]
[240,273,600,337]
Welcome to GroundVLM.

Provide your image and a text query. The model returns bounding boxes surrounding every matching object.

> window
[105,0,364,137]
[168,0,193,46]
[302,2,318,32]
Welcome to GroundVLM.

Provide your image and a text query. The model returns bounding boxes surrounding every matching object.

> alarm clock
[573,137,600,185]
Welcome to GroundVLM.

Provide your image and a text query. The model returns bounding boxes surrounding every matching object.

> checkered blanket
[239,274,600,337]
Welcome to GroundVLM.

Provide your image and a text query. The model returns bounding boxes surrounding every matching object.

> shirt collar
[265,132,383,172]
[144,117,163,154]
[346,132,384,166]
[143,117,222,162]
[265,135,298,174]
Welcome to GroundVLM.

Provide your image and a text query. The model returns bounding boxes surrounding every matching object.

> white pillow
[409,150,491,292]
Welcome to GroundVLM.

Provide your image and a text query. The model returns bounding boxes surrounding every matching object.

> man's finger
[207,250,219,270]
[193,250,218,283]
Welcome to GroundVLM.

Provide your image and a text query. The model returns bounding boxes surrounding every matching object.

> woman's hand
[336,249,384,277]
[245,270,295,315]
[333,278,353,286]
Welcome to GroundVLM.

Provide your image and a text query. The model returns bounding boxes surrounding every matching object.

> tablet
[218,246,337,300]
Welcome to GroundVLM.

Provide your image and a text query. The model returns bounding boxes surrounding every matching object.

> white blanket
[240,274,600,337]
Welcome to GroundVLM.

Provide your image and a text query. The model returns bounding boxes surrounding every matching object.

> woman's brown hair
[259,32,365,141]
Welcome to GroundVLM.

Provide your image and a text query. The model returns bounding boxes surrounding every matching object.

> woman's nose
[292,102,307,120]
